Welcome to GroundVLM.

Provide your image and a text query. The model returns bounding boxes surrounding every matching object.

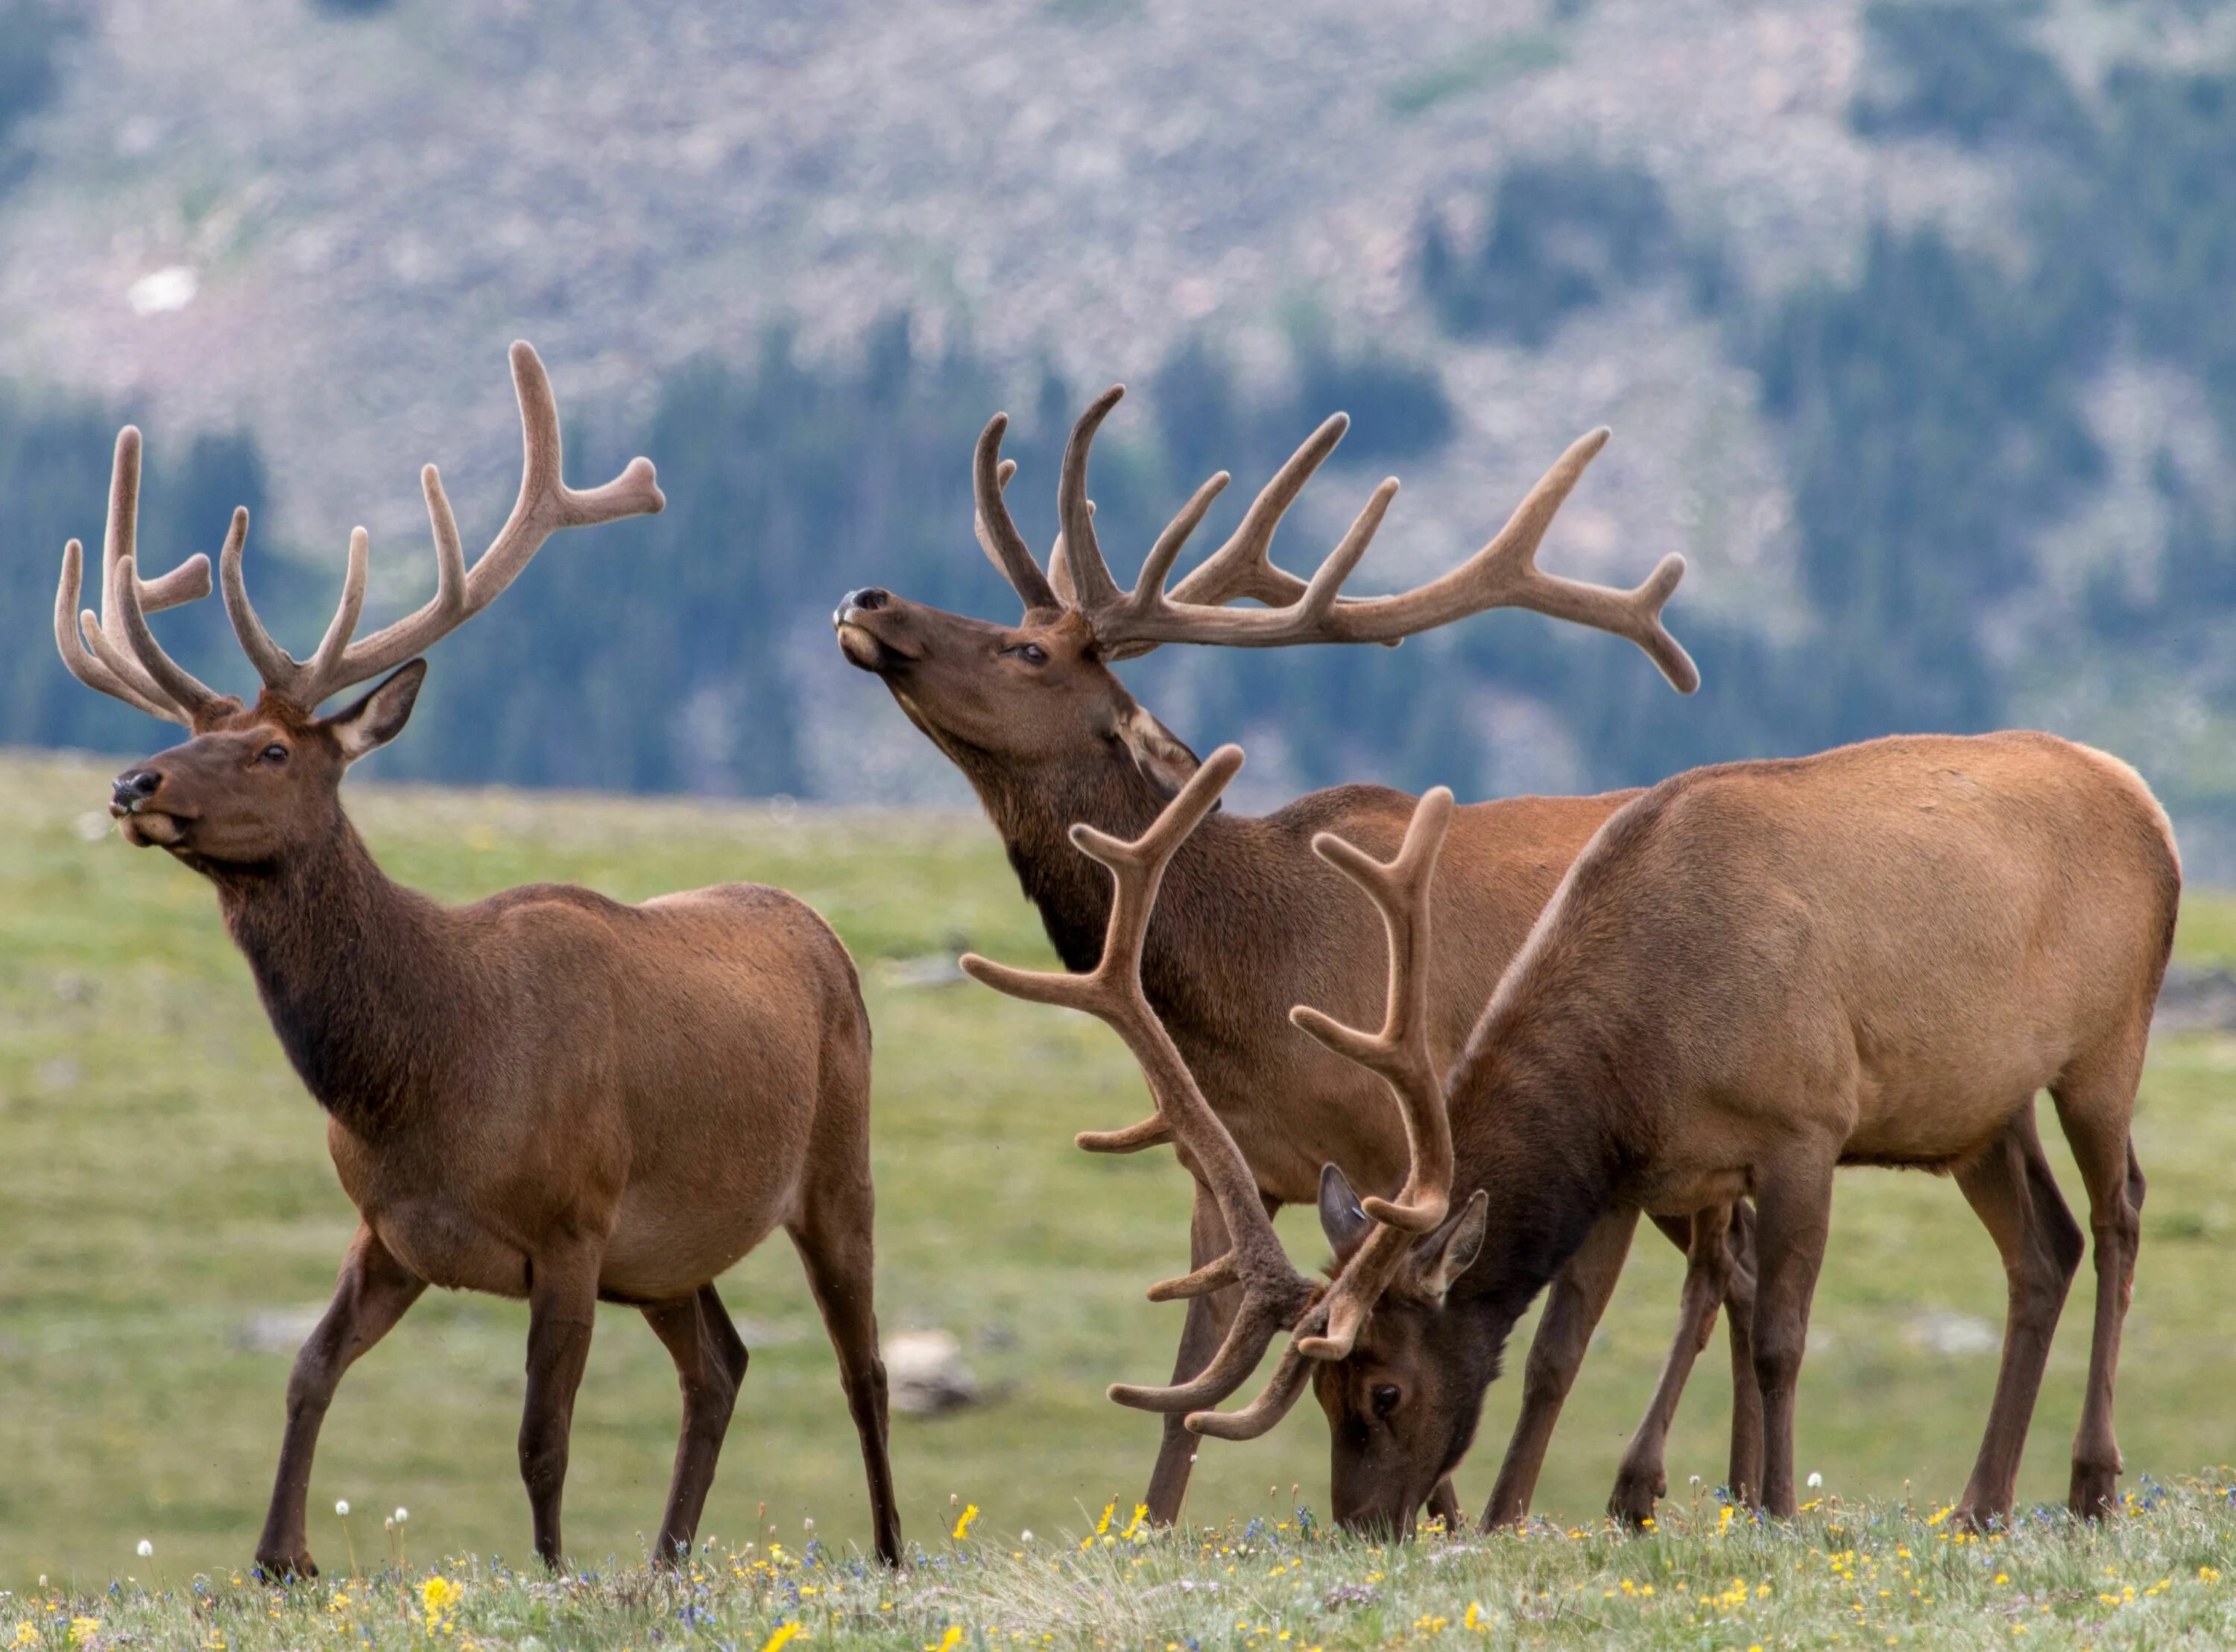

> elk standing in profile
[55,344,901,1574]
[1014,735,2173,1535]
[838,387,1760,1526]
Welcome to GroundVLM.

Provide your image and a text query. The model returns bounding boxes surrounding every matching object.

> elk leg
[254,1224,426,1578]
[1611,1205,1736,1528]
[1480,1204,1638,1529]
[2050,1056,2147,1521]
[1748,1153,1836,1519]
[519,1244,601,1570]
[1949,1108,2084,1531]
[1144,1183,1245,1526]
[789,1206,903,1566]
[1720,1201,1764,1507]
[1426,1478,1463,1531]
[641,1284,750,1566]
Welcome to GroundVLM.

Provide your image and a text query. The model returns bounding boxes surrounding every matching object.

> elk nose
[111,769,161,811]
[835,586,891,624]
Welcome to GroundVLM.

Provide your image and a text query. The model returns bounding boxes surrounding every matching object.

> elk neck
[1444,1009,1640,1340]
[211,813,468,1139]
[975,746,1197,962]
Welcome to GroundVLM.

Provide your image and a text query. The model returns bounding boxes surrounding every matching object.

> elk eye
[259,744,289,765]
[1006,642,1049,666]
[1372,1384,1402,1417]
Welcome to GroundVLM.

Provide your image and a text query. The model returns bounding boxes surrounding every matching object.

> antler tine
[958,745,1321,1417]
[230,341,664,710]
[1285,788,1457,1364]
[974,414,1060,615]
[1087,427,1701,692]
[54,426,225,726]
[1166,413,1349,610]
[1053,385,1127,615]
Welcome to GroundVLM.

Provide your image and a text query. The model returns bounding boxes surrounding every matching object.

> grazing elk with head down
[56,343,901,1574]
[838,388,1759,1526]
[1010,735,2173,1537]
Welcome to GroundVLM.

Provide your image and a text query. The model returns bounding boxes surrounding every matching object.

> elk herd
[50,340,2176,1574]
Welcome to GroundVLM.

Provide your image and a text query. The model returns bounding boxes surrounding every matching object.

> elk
[836,387,1761,1527]
[999,735,2176,1536]
[54,343,901,1575]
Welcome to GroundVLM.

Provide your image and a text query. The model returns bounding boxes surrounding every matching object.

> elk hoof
[252,1550,317,1582]
[1608,1468,1665,1528]
[1947,1503,2005,1537]
[2068,1465,2120,1521]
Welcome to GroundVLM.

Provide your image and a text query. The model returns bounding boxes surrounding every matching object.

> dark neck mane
[1448,1033,1632,1331]
[963,744,1260,1048]
[210,817,464,1139]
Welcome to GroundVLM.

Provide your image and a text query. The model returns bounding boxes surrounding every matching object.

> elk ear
[326,659,427,761]
[1118,703,1207,801]
[1318,1162,1374,1262]
[1412,1189,1488,1305]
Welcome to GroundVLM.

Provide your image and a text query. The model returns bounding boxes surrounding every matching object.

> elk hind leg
[642,1284,751,1566]
[2050,1048,2147,1520]
[1479,1204,1639,1529]
[256,1224,426,1578]
[1611,1205,1736,1527]
[1145,1183,1245,1526]
[789,1186,903,1566]
[1949,1107,2084,1532]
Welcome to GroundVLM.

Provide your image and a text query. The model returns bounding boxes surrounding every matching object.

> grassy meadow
[3,747,2235,1606]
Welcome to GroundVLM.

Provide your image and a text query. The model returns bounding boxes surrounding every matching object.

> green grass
[8,1487,2236,1650]
[4,748,2235,1603]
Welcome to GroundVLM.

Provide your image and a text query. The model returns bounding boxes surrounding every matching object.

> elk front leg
[1144,1183,1244,1526]
[1748,1153,1836,1519]
[642,1285,751,1566]
[1480,1205,1638,1529]
[1610,1206,1735,1527]
[519,1244,601,1570]
[255,1225,426,1578]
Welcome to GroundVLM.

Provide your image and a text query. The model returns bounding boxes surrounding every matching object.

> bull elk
[837,387,1761,1526]
[994,735,2175,1535]
[54,343,901,1573]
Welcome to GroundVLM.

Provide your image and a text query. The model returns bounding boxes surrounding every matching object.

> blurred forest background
[5,0,2236,849]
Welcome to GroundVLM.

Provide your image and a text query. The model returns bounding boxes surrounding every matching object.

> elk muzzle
[833,587,921,672]
[110,765,186,846]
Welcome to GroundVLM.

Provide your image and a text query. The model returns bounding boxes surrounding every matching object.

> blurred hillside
[6,0,2236,850]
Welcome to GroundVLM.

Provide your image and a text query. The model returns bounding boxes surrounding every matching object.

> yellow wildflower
[926,1628,962,1652]
[759,1627,801,1652]
[11,1625,37,1650]
[952,1504,979,1542]
[68,1623,100,1650]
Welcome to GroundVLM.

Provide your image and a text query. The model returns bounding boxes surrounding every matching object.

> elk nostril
[111,770,160,808]
[841,587,891,614]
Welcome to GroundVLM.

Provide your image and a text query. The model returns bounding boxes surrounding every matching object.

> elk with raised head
[838,387,1758,1527]
[1025,735,2173,1536]
[56,343,902,1574]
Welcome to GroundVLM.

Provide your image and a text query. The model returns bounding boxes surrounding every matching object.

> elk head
[962,744,1506,1535]
[57,342,663,875]
[836,385,1699,804]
